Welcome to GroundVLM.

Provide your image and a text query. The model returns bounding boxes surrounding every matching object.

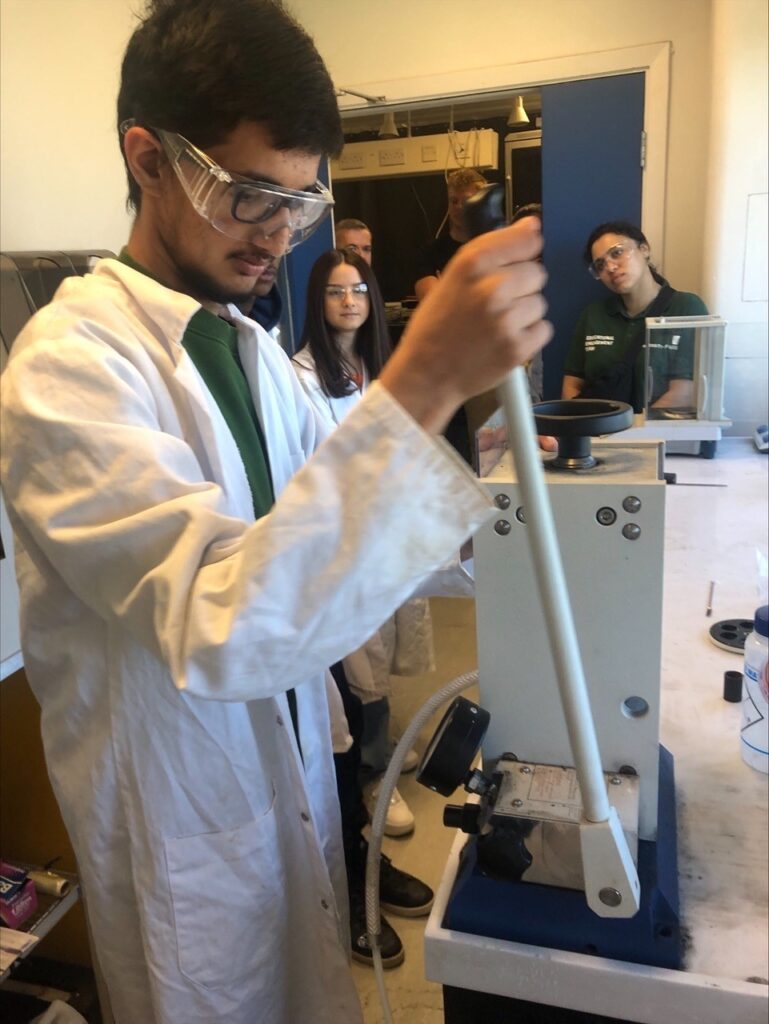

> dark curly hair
[118,0,343,210]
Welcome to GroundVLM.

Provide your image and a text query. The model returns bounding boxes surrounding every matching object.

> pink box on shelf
[0,861,39,928]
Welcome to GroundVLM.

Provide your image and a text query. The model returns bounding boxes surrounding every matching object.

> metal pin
[706,581,716,618]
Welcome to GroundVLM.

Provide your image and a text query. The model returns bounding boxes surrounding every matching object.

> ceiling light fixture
[507,95,530,127]
[378,112,399,139]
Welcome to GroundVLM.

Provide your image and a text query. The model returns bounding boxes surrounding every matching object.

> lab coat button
[301,811,310,822]
[276,715,284,726]
[321,898,330,910]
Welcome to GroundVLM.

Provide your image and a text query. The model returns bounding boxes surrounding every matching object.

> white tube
[366,669,479,1024]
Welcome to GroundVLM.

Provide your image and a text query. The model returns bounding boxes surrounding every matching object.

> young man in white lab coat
[0,2,550,1023]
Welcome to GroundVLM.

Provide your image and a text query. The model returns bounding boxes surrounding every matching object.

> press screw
[623,496,642,513]
[596,507,616,526]
[520,765,532,774]
[515,506,526,524]
[622,523,641,540]
[610,776,622,786]
[494,520,512,536]
[494,493,511,510]
[512,798,523,808]
[599,887,622,907]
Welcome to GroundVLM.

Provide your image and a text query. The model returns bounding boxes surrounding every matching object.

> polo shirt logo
[585,334,615,352]
[650,334,682,351]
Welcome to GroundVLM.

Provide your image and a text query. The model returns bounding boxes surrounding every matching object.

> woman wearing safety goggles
[562,220,708,413]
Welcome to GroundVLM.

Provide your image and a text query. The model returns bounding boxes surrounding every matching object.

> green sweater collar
[117,248,236,347]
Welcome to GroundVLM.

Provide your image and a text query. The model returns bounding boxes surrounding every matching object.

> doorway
[284,43,667,389]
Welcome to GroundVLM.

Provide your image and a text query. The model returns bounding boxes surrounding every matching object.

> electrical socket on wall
[339,150,366,170]
[378,147,406,167]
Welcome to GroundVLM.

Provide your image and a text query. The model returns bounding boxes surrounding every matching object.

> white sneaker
[389,740,419,774]
[366,783,415,837]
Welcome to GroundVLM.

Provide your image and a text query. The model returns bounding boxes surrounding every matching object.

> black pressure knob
[443,803,483,834]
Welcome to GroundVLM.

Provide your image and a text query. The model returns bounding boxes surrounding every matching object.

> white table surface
[425,438,769,1023]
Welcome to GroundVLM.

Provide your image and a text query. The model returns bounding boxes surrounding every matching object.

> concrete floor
[351,596,479,1024]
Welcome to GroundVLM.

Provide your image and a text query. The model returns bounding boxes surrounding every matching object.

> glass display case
[643,315,728,424]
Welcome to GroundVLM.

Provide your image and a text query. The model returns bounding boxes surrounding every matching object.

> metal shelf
[0,872,80,984]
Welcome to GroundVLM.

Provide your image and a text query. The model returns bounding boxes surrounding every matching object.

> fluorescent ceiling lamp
[507,96,530,126]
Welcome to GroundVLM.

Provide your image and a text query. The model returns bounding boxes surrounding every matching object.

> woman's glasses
[324,283,369,300]
[589,242,637,279]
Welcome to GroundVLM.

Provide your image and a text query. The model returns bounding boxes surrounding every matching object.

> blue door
[540,74,645,398]
[281,158,334,354]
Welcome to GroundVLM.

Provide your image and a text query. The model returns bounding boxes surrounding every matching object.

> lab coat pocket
[165,794,285,991]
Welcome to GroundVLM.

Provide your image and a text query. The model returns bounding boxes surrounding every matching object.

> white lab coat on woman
[0,260,492,1024]
[291,347,434,710]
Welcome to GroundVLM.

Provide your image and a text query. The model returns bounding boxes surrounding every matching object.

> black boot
[349,886,404,969]
[357,838,434,917]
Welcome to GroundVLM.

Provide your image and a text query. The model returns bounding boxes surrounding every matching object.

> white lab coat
[292,347,434,709]
[0,260,492,1024]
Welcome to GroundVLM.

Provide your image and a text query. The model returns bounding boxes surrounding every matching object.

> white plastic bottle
[742,605,769,774]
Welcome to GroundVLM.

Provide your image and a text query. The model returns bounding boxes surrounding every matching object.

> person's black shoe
[378,851,434,918]
[349,887,404,969]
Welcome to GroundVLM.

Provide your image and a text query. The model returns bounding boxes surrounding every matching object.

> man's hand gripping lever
[464,185,641,919]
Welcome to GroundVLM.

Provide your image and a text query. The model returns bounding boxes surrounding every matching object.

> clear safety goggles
[588,242,637,279]
[324,283,369,300]
[122,121,333,252]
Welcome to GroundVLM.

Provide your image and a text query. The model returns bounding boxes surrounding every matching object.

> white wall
[702,0,768,436]
[0,0,138,253]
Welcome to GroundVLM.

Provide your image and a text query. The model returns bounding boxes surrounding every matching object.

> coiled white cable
[365,668,479,1024]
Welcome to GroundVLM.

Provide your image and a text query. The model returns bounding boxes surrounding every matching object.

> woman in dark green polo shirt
[562,220,707,413]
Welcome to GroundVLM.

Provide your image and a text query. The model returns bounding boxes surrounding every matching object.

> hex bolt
[623,496,642,514]
[599,887,622,907]
[494,493,511,510]
[596,507,617,526]
[622,523,641,540]
[494,520,512,536]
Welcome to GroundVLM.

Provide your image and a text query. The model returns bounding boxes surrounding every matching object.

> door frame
[336,42,670,267]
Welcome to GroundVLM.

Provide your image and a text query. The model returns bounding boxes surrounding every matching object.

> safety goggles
[588,242,637,279]
[121,121,333,252]
[324,283,369,300]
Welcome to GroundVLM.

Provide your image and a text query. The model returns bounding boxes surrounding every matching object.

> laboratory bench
[424,437,768,1023]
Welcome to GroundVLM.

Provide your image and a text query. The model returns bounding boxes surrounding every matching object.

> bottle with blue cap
[741,605,768,773]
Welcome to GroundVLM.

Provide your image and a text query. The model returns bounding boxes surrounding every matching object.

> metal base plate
[442,746,681,970]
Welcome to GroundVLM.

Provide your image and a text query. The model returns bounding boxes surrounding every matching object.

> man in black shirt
[414,169,489,464]
[414,168,489,302]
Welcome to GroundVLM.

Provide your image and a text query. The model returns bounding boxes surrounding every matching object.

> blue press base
[443,745,681,970]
